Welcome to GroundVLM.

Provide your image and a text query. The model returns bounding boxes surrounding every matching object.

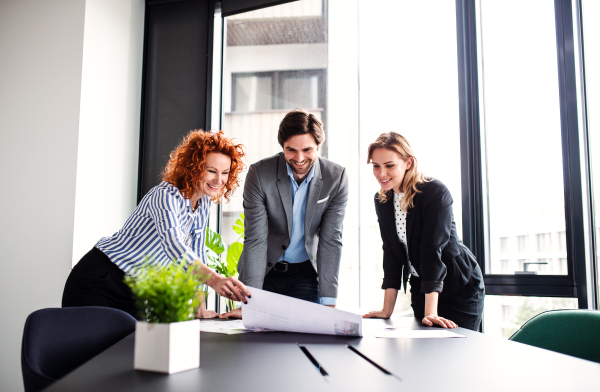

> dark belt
[272,260,311,272]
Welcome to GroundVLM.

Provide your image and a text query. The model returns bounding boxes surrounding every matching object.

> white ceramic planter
[134,319,200,374]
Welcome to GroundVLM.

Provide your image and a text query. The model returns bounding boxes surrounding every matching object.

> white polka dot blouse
[394,192,419,277]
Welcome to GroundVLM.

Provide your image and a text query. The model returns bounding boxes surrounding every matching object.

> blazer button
[282,245,287,250]
[267,262,273,267]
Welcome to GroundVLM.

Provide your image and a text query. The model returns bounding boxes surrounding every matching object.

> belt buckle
[274,262,289,272]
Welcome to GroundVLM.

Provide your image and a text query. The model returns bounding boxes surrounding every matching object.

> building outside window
[517,235,530,253]
[499,237,510,253]
[536,233,552,252]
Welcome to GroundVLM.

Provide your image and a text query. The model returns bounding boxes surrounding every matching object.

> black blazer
[374,179,477,295]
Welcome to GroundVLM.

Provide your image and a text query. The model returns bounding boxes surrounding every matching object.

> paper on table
[198,319,273,335]
[241,288,363,336]
[369,328,465,338]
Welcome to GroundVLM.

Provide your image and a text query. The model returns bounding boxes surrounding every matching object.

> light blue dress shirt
[278,162,336,305]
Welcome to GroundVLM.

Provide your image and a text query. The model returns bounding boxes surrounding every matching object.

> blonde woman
[363,132,484,331]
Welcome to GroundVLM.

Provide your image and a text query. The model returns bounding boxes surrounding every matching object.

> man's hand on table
[219,307,242,319]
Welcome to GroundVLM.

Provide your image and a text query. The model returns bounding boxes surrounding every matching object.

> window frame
[455,0,597,308]
[231,69,327,113]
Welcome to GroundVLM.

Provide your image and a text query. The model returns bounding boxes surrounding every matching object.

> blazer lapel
[304,158,323,239]
[381,195,410,293]
[406,204,415,245]
[380,194,396,234]
[276,153,293,238]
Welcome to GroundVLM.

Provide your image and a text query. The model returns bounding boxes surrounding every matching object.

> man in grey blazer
[221,109,348,317]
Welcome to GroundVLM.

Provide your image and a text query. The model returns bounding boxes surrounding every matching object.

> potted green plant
[205,213,244,312]
[124,260,206,374]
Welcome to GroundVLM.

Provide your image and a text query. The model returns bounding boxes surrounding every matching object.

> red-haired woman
[363,132,485,331]
[62,130,250,319]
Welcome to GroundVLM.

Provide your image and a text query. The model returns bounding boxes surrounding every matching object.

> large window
[478,0,567,277]
[203,0,597,323]
[220,0,328,245]
[211,0,462,315]
[358,0,462,314]
[459,0,597,336]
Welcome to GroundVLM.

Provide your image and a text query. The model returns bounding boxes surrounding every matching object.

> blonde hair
[367,132,430,210]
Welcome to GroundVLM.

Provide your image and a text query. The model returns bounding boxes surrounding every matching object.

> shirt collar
[285,160,316,186]
[186,197,194,211]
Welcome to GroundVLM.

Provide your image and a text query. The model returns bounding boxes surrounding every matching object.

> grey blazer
[237,152,349,299]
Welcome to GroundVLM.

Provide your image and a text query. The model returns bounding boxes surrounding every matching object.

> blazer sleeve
[316,167,349,299]
[238,164,269,288]
[375,195,404,291]
[419,183,453,293]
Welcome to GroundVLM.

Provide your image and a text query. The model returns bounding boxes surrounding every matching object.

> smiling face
[194,152,231,201]
[283,133,319,183]
[371,148,412,193]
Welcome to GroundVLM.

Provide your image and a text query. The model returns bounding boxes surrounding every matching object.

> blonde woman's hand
[422,313,457,328]
[363,310,392,319]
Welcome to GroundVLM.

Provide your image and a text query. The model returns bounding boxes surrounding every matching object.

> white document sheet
[369,327,465,339]
[198,320,250,334]
[198,319,273,335]
[241,288,363,337]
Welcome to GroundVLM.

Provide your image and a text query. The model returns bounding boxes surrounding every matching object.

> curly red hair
[162,130,245,203]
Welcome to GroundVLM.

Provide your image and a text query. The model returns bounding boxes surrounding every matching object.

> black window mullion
[455,0,485,266]
[555,0,593,308]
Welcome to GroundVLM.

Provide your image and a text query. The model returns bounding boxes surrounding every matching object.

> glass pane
[281,74,319,109]
[581,1,600,303]
[478,0,568,275]
[483,295,577,338]
[358,0,462,313]
[220,0,350,301]
[218,0,462,315]
[234,75,272,112]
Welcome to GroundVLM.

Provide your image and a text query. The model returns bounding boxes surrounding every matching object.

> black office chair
[21,306,137,392]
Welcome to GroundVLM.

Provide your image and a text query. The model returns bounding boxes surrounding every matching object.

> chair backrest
[21,306,137,392]
[509,309,600,363]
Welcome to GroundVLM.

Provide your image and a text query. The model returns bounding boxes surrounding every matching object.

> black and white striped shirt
[96,181,210,274]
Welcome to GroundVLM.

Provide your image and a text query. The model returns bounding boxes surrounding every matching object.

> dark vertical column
[555,0,594,308]
[455,0,485,266]
[138,0,211,200]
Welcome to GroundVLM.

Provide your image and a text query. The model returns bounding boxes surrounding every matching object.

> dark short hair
[277,108,326,147]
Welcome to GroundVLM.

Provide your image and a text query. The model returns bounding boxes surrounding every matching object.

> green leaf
[123,259,207,323]
[233,215,245,236]
[226,241,243,277]
[205,226,225,254]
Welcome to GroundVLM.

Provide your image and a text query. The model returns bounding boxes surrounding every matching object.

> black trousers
[62,248,143,320]
[410,264,485,331]
[262,261,319,303]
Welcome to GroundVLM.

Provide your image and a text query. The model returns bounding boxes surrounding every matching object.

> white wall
[72,0,145,266]
[0,1,144,390]
[0,2,86,390]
